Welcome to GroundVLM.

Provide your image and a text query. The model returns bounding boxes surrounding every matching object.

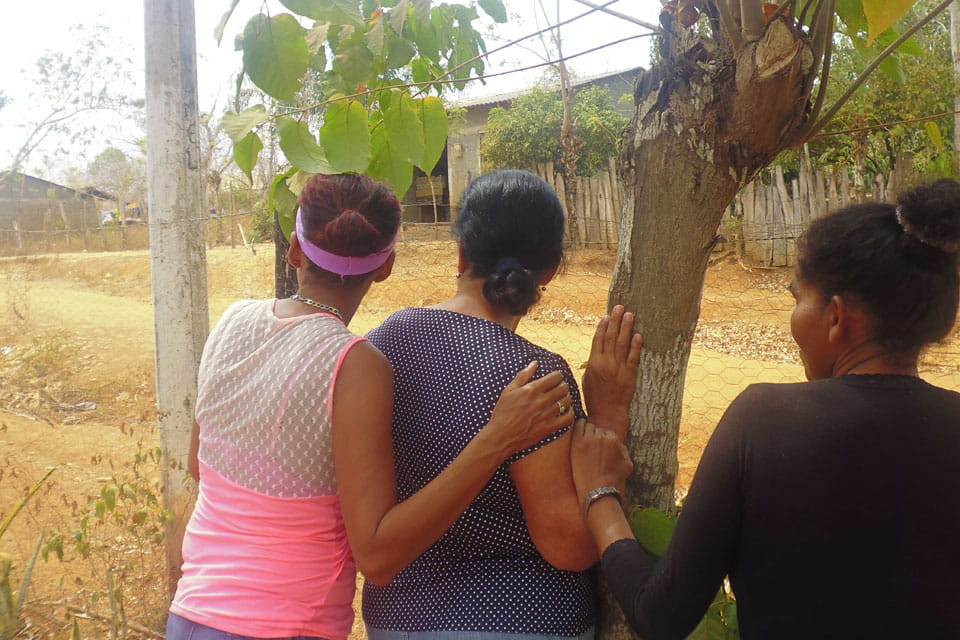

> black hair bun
[896,179,960,254]
[483,268,541,316]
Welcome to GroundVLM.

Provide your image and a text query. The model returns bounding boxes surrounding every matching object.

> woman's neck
[433,278,521,332]
[275,277,371,326]
[834,342,920,377]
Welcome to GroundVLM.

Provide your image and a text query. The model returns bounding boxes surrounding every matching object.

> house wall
[445,68,640,215]
[447,103,497,216]
[0,174,109,233]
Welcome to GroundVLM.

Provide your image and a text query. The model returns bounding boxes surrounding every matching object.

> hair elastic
[895,205,960,253]
[494,256,524,274]
[296,207,397,276]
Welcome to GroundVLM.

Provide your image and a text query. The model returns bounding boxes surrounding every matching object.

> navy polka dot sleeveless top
[362,308,595,635]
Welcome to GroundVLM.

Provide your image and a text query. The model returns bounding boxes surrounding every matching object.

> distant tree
[2,25,137,183]
[86,146,146,208]
[480,84,628,176]
[808,0,955,179]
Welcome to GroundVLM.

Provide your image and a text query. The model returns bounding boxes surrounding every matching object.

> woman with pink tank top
[166,173,590,640]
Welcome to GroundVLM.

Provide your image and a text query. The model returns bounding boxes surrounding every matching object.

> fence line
[0,211,259,256]
[534,158,624,247]
[733,157,906,267]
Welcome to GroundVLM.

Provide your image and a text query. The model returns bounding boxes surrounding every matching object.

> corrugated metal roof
[451,65,643,109]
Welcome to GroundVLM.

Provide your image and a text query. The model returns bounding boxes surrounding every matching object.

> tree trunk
[144,0,209,597]
[602,15,815,640]
[951,0,960,174]
[275,213,297,298]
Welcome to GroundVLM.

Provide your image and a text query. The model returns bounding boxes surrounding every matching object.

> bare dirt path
[1,244,956,638]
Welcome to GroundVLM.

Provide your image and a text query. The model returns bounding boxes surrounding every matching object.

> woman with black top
[571,179,960,639]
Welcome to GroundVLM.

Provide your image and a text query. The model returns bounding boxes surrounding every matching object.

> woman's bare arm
[511,306,642,571]
[334,341,574,586]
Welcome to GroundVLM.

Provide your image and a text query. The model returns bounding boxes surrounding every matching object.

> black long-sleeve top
[601,374,960,640]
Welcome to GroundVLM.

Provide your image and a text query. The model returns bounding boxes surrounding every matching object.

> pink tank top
[170,299,363,639]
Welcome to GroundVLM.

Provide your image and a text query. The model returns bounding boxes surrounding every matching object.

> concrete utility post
[144,0,209,595]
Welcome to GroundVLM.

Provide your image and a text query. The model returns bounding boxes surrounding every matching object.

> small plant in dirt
[55,443,172,636]
[0,467,55,640]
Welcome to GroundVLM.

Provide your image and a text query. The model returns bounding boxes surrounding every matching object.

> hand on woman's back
[483,360,575,457]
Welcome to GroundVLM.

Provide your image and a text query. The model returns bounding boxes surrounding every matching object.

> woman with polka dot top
[167,173,582,640]
[363,170,642,640]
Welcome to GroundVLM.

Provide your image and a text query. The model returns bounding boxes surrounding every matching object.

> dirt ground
[1,242,957,638]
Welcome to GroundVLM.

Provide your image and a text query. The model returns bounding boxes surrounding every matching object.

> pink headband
[296,207,397,276]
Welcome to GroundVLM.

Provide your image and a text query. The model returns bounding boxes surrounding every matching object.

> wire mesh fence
[2,226,958,494]
[351,234,960,491]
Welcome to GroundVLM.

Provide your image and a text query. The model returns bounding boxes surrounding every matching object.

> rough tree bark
[602,12,817,639]
[951,0,960,174]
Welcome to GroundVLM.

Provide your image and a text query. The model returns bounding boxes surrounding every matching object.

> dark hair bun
[896,179,960,254]
[483,268,541,316]
[319,209,384,256]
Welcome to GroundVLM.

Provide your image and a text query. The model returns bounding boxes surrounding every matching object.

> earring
[456,273,462,278]
[540,286,547,292]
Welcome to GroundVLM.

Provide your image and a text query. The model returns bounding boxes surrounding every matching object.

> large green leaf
[836,0,868,34]
[389,0,412,33]
[369,117,414,196]
[279,0,363,25]
[277,116,334,174]
[222,105,269,143]
[878,53,906,83]
[320,100,372,173]
[410,57,434,85]
[306,22,330,54]
[478,0,507,23]
[333,43,376,88]
[366,12,387,56]
[862,0,914,45]
[384,92,425,167]
[409,14,440,61]
[269,168,300,240]
[431,7,454,51]
[925,121,944,152]
[242,14,308,102]
[386,30,417,69]
[418,96,447,174]
[629,506,677,557]
[233,131,263,182]
[288,170,314,198]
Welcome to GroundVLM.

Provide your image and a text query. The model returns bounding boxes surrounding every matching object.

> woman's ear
[373,252,395,283]
[541,262,560,286]
[826,294,849,346]
[287,234,303,269]
[457,245,469,276]
[829,294,874,347]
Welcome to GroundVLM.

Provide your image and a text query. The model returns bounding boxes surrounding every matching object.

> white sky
[0,0,660,181]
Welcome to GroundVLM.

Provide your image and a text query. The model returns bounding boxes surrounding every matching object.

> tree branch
[765,0,798,24]
[800,0,835,133]
[801,0,954,142]
[714,0,744,52]
[740,0,764,39]
[800,0,832,98]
